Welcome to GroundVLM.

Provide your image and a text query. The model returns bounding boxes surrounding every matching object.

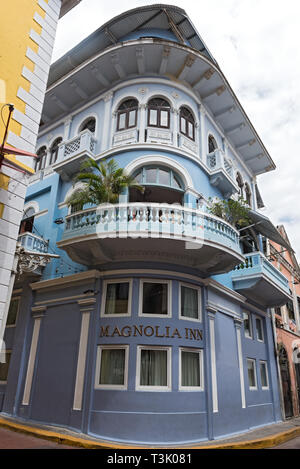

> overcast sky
[53,0,300,258]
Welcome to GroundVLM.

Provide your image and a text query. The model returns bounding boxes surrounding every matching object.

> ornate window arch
[147,97,171,129]
[35,146,47,171]
[116,98,139,131]
[19,203,38,234]
[79,116,96,134]
[49,137,62,165]
[208,134,218,153]
[179,106,195,141]
[132,165,185,191]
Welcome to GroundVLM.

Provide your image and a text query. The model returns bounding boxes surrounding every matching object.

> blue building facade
[0,5,292,444]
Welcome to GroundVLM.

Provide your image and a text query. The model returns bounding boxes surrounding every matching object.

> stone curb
[0,416,300,449]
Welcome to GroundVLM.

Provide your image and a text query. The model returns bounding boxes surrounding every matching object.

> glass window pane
[146,168,157,184]
[243,312,252,338]
[181,286,198,319]
[181,351,200,387]
[160,110,169,127]
[247,360,256,387]
[172,173,182,189]
[188,122,194,139]
[158,168,170,186]
[142,282,168,315]
[128,110,136,127]
[180,117,186,134]
[99,349,125,385]
[134,170,142,184]
[260,362,268,387]
[140,349,167,386]
[256,318,263,341]
[118,113,126,130]
[6,299,19,326]
[149,109,158,126]
[105,282,129,315]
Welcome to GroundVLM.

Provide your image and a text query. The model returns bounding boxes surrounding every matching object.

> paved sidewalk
[1,413,300,449]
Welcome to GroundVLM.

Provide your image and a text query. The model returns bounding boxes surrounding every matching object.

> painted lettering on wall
[100,325,203,341]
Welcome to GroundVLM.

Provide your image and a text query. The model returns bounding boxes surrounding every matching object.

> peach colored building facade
[268,226,300,418]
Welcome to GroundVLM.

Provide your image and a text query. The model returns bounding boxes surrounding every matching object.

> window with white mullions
[101,280,132,317]
[179,283,201,321]
[247,358,257,390]
[179,107,195,141]
[136,346,171,391]
[139,280,171,317]
[35,146,47,171]
[260,361,269,389]
[255,317,264,342]
[117,99,138,131]
[243,311,253,339]
[147,98,171,128]
[49,137,62,165]
[179,348,204,391]
[95,345,129,389]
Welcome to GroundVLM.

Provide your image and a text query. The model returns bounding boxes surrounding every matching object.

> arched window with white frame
[116,99,138,131]
[147,98,171,129]
[208,135,218,153]
[35,146,47,171]
[179,107,195,141]
[79,117,96,134]
[49,137,62,165]
[244,182,252,206]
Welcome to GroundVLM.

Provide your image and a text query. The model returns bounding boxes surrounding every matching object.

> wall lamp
[54,218,64,225]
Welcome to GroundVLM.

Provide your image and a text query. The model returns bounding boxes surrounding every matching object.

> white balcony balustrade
[232,251,291,307]
[57,202,244,274]
[207,149,237,196]
[18,232,49,253]
[53,129,97,180]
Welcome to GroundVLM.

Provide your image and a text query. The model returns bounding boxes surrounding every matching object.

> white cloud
[53,0,300,258]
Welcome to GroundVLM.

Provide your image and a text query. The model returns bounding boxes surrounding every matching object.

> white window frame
[100,279,133,317]
[243,311,253,339]
[94,345,129,390]
[259,360,269,390]
[179,347,204,391]
[136,345,172,392]
[138,279,172,318]
[247,358,257,390]
[255,316,264,342]
[179,282,202,322]
[6,296,20,328]
[0,349,12,384]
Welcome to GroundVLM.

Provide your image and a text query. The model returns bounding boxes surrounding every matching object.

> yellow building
[0,0,81,339]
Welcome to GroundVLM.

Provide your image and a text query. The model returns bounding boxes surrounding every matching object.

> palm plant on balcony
[66,157,143,208]
[208,196,251,229]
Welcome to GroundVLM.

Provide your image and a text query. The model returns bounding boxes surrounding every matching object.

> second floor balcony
[231,251,291,307]
[53,129,97,180]
[18,232,49,254]
[207,149,238,197]
[57,202,244,274]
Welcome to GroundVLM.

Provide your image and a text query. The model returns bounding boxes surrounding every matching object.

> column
[139,104,147,143]
[234,318,246,409]
[208,307,218,414]
[72,298,95,411]
[172,108,179,147]
[63,115,73,141]
[22,307,45,406]
[199,103,206,162]
[101,91,114,152]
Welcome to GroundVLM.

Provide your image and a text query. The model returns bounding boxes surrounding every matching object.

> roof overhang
[60,0,82,18]
[41,37,275,176]
[246,209,293,252]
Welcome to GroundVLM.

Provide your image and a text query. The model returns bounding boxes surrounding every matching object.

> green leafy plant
[66,158,144,208]
[208,196,251,229]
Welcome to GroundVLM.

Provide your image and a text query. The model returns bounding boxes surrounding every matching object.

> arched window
[19,207,35,234]
[180,107,195,141]
[208,135,217,153]
[147,98,170,129]
[35,146,47,171]
[236,172,244,197]
[49,137,62,165]
[80,117,96,133]
[244,182,252,206]
[117,99,138,131]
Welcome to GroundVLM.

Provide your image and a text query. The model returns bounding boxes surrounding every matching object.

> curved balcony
[57,202,244,274]
[232,252,291,307]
